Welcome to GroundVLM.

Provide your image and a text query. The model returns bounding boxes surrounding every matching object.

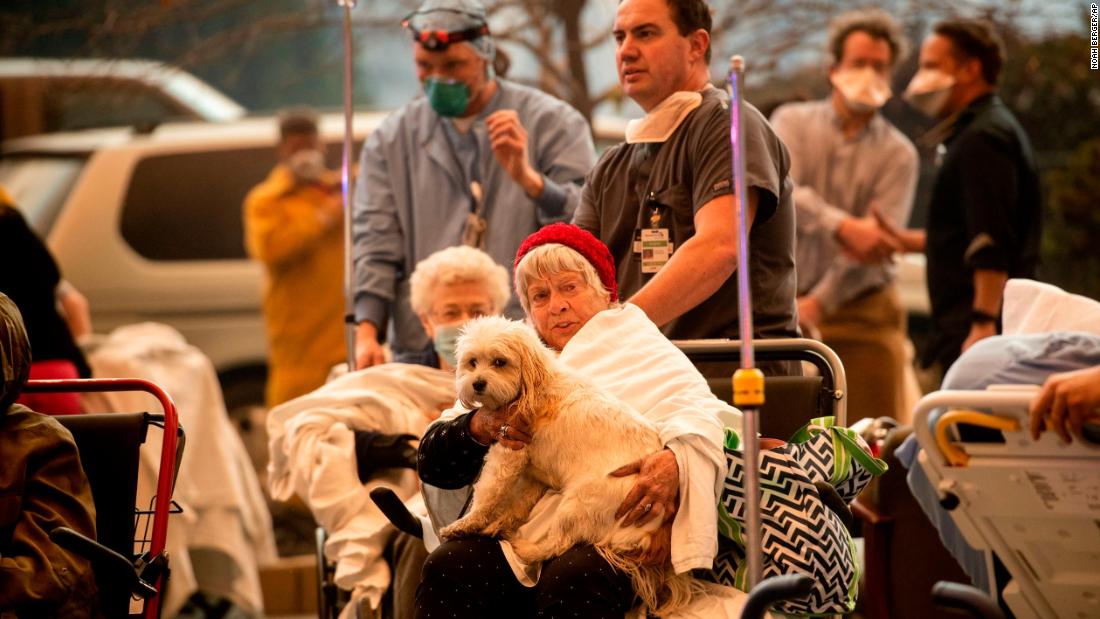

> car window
[50,80,191,131]
[121,141,361,262]
[121,147,275,261]
[0,78,194,137]
[0,154,87,235]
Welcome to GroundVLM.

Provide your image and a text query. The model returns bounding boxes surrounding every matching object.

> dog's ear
[454,321,478,367]
[512,327,553,420]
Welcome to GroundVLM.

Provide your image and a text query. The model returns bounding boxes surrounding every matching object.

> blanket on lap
[267,363,453,612]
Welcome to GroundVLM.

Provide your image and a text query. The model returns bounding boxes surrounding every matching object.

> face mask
[903,68,956,118]
[287,149,326,184]
[433,323,462,368]
[424,77,470,118]
[831,67,892,114]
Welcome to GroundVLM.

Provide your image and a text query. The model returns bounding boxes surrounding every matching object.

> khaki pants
[818,285,911,425]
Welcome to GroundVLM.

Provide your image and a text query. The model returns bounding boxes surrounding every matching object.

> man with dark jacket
[900,19,1041,377]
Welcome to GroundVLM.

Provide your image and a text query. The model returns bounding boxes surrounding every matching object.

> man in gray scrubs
[574,0,799,358]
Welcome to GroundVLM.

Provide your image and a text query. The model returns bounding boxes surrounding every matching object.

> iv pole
[728,53,765,589]
[339,0,358,370]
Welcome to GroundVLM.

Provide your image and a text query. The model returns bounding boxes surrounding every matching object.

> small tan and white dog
[439,316,697,614]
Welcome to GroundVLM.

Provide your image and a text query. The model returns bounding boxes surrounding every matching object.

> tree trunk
[552,0,593,123]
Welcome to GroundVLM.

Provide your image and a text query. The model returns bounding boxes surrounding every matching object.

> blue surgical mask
[433,323,462,368]
[424,77,470,118]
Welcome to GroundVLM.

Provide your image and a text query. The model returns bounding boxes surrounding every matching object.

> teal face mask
[433,323,462,368]
[424,77,470,118]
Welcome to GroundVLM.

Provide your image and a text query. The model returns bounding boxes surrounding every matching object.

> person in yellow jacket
[244,109,346,406]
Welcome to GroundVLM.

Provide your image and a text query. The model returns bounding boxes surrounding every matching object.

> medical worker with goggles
[351,0,596,370]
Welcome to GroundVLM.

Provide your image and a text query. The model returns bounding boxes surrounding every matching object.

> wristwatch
[971,309,998,324]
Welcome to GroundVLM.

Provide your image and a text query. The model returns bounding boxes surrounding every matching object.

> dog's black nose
[473,378,487,393]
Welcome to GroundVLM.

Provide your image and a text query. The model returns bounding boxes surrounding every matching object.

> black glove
[354,430,418,483]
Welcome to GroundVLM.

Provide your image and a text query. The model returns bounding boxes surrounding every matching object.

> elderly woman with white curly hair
[347,244,512,484]
[404,244,512,371]
[355,244,510,618]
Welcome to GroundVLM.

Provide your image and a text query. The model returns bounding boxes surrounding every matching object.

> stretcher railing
[913,387,1100,619]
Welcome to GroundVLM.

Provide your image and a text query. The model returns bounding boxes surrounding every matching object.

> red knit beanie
[514,223,618,302]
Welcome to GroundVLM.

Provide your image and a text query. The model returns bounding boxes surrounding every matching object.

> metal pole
[728,54,764,589]
[339,0,358,370]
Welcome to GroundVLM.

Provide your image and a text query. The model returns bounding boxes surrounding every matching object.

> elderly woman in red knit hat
[414,223,733,618]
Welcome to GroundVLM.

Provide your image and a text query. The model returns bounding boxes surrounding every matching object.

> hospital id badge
[639,228,673,274]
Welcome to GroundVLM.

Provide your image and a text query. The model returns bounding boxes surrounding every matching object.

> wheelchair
[24,378,185,619]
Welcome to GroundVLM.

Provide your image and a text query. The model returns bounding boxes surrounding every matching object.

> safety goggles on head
[402,8,490,52]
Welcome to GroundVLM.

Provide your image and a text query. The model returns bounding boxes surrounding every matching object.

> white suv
[0,113,387,410]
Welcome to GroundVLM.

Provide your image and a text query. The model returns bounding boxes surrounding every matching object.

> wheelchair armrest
[369,487,424,539]
[49,526,157,599]
[740,574,815,619]
[932,581,1006,619]
[851,496,892,526]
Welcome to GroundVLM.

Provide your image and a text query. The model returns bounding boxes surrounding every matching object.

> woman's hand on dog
[470,403,532,450]
[610,448,680,528]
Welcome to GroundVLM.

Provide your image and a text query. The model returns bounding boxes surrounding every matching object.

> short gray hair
[409,246,510,316]
[514,243,611,315]
[828,9,909,68]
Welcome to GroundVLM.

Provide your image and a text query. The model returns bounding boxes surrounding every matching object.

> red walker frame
[23,377,180,619]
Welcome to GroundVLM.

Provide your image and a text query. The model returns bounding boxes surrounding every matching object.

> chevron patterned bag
[709,417,887,616]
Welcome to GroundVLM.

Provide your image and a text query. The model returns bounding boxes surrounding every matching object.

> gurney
[912,387,1100,619]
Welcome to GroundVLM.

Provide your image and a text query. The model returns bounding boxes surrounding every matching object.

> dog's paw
[481,519,511,539]
[440,518,482,539]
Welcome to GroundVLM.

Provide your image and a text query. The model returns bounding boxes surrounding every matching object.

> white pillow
[1003,279,1100,336]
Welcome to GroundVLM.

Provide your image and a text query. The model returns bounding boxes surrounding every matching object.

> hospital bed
[911,387,1100,619]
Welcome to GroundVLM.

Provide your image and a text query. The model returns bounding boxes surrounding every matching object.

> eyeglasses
[402,8,490,52]
[430,304,491,324]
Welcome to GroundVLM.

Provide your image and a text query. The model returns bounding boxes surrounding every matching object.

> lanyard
[440,118,485,214]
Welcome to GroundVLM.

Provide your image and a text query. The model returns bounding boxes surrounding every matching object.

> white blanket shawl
[557,304,733,572]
